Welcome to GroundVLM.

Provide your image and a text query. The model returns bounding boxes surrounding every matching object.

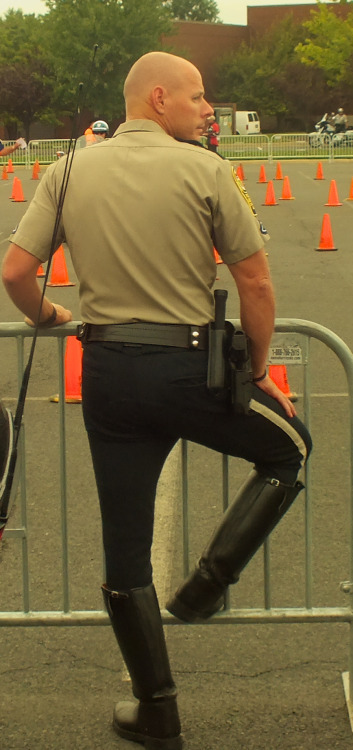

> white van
[212,105,261,136]
[235,111,261,135]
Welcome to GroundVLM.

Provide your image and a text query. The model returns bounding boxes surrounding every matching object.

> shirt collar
[113,119,169,138]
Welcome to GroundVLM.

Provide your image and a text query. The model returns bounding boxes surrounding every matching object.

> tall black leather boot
[102,583,182,749]
[166,469,304,623]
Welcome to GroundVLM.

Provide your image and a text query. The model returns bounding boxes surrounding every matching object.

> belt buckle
[76,323,86,341]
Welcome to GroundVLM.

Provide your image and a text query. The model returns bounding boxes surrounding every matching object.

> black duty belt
[77,322,209,350]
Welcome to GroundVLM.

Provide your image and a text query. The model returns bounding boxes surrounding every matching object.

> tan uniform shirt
[11,120,264,325]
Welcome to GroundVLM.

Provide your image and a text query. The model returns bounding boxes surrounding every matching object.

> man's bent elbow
[2,259,20,290]
[253,275,274,301]
[2,244,39,289]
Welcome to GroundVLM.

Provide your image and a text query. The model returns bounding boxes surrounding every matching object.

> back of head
[124,52,200,118]
[123,51,212,142]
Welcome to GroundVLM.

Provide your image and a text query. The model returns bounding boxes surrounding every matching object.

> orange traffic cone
[36,264,45,277]
[279,175,295,200]
[9,176,18,199]
[2,165,8,180]
[6,159,14,174]
[257,164,267,183]
[275,162,283,180]
[236,163,245,181]
[213,247,223,264]
[315,213,337,251]
[50,337,82,404]
[269,365,297,402]
[47,245,75,287]
[315,162,324,180]
[11,177,26,202]
[347,177,353,201]
[263,180,278,206]
[325,179,342,206]
[31,162,39,180]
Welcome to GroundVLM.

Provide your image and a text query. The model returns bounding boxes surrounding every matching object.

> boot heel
[114,699,182,749]
[144,735,183,749]
[115,725,183,749]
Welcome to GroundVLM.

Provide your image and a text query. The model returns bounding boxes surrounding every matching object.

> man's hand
[24,303,72,328]
[254,374,297,418]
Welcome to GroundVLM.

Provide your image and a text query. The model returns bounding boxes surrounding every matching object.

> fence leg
[342,617,353,731]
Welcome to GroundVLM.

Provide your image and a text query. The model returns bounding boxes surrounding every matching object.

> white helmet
[91,120,109,134]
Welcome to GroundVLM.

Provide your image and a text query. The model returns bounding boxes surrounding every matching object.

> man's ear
[151,86,166,114]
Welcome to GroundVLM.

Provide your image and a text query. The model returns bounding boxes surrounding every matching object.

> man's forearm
[240,287,275,378]
[1,143,20,158]
[2,243,55,323]
[3,273,54,323]
[3,243,73,328]
[228,251,275,378]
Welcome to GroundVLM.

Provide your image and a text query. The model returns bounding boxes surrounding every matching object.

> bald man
[2,52,311,749]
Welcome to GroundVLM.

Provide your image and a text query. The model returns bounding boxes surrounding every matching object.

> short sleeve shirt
[11,120,264,325]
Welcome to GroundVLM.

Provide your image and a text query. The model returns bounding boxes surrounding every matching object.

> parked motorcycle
[309,113,353,147]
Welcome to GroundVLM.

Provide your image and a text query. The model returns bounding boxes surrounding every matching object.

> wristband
[253,370,267,383]
[37,305,57,328]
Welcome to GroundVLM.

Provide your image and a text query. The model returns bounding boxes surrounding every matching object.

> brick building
[164,3,351,102]
[162,20,249,101]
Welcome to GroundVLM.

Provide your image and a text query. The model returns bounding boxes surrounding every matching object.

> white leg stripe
[249,398,307,467]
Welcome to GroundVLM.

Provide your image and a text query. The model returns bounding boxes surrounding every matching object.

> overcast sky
[0,0,332,25]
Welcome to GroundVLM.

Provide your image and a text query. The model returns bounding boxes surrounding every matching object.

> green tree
[215,17,307,127]
[214,13,347,130]
[271,61,336,130]
[43,0,173,125]
[0,60,55,141]
[296,3,353,87]
[0,10,57,139]
[163,0,221,22]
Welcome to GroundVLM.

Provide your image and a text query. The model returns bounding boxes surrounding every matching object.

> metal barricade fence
[218,134,270,160]
[270,133,353,160]
[0,140,71,167]
[1,136,352,165]
[204,134,353,160]
[270,133,313,160]
[1,319,353,724]
[27,139,72,165]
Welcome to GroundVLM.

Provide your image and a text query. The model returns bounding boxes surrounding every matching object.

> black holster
[207,290,253,414]
[228,329,253,414]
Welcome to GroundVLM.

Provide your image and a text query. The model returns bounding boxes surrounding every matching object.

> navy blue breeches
[82,342,312,590]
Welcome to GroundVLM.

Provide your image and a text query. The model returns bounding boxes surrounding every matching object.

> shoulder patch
[231,166,257,216]
[231,166,270,242]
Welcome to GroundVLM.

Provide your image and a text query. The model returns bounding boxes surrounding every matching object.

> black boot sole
[113,716,183,749]
[166,593,224,623]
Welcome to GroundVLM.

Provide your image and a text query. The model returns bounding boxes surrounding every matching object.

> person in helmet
[333,107,347,134]
[77,120,110,149]
[91,120,109,140]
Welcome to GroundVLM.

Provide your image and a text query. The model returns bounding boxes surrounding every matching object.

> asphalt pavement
[1,160,353,749]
